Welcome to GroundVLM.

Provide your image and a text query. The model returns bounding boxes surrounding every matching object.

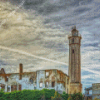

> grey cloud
[74,7,91,15]
[83,43,99,47]
[0,60,8,66]
[44,16,63,24]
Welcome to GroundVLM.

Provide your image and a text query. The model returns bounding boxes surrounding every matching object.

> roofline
[4,69,68,77]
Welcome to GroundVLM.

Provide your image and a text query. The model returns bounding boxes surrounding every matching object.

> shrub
[94,98,100,100]
[0,89,56,100]
[71,92,84,100]
[51,91,63,100]
[0,89,84,100]
[61,91,69,100]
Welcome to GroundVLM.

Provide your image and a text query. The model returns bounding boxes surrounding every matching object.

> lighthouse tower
[68,26,82,93]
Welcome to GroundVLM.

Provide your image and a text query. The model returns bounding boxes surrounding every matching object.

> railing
[68,33,81,37]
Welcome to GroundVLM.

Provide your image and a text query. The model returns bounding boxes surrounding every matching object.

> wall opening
[52,81,55,87]
[72,38,74,43]
[39,82,43,88]
[72,49,74,53]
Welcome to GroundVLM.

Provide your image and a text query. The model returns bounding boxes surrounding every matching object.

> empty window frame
[45,72,49,78]
[45,82,49,87]
[29,78,33,84]
[72,49,74,53]
[52,82,55,87]
[7,86,10,92]
[67,79,69,84]
[72,38,74,43]
[39,82,43,88]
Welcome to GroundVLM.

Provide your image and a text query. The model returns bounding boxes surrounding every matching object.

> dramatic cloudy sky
[0,0,100,93]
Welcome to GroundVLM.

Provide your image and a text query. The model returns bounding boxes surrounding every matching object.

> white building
[0,64,69,94]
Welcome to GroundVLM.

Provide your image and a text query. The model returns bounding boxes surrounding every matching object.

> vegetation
[0,89,84,100]
[94,98,100,100]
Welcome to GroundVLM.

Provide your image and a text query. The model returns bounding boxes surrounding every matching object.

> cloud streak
[0,45,67,66]
[0,45,99,76]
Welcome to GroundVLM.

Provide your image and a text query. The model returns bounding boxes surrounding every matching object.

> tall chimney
[19,63,23,80]
[19,63,23,73]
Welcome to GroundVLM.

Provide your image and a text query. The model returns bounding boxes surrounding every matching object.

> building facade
[0,64,69,94]
[85,83,100,100]
[0,27,82,94]
[92,83,100,100]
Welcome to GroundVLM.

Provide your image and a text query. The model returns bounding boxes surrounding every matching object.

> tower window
[72,50,74,53]
[72,38,74,43]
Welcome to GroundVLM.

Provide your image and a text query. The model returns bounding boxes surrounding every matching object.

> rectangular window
[67,79,69,84]
[72,38,74,43]
[19,85,21,91]
[45,82,49,87]
[40,82,43,88]
[45,72,49,78]
[1,84,5,90]
[7,86,10,92]
[64,83,65,87]
[52,82,55,87]
[29,78,33,84]
[11,85,17,91]
[34,87,36,90]
[72,49,74,53]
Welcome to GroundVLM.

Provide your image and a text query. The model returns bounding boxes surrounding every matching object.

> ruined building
[0,27,82,94]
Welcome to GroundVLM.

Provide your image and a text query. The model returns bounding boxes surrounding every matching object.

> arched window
[72,38,74,43]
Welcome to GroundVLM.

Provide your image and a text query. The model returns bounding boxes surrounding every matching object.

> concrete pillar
[49,80,51,87]
[5,84,7,92]
[10,85,11,92]
[55,72,57,90]
[43,79,44,88]
[17,84,19,91]
[36,72,39,89]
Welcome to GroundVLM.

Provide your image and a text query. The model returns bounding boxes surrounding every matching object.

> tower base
[69,82,82,94]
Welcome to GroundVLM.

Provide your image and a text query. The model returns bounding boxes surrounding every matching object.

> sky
[0,0,100,93]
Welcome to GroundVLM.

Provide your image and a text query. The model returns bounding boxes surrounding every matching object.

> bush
[71,92,84,100]
[94,98,100,100]
[51,91,63,100]
[61,91,69,100]
[0,89,84,100]
[0,89,56,100]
